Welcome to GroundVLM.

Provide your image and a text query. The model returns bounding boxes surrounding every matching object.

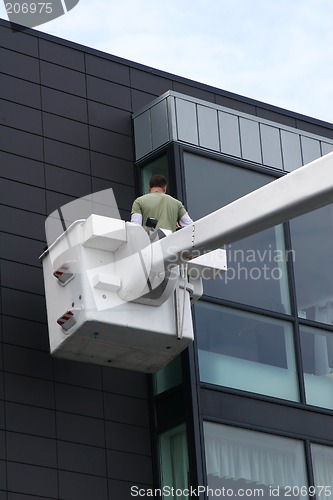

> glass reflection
[300,325,333,410]
[290,205,333,326]
[184,153,290,313]
[196,303,299,401]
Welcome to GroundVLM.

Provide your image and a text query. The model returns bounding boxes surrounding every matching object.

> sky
[1,0,333,124]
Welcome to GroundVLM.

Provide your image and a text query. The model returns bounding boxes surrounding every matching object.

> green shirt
[131,192,187,232]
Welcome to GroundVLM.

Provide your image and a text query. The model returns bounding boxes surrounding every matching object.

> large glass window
[311,444,333,498]
[159,424,189,500]
[290,204,333,326]
[196,302,299,401]
[184,153,290,314]
[204,422,308,499]
[300,325,333,410]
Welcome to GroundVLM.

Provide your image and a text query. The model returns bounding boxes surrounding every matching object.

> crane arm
[154,151,333,270]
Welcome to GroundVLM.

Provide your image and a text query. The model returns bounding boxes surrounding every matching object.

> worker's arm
[131,213,142,225]
[179,213,193,227]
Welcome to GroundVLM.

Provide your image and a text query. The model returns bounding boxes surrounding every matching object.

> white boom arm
[155,151,333,269]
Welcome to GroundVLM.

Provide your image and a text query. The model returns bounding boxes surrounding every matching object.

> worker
[131,174,193,233]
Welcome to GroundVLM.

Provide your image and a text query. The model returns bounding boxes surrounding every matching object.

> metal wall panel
[218,111,241,158]
[197,104,219,150]
[175,97,199,145]
[239,117,262,163]
[281,129,303,171]
[260,123,283,169]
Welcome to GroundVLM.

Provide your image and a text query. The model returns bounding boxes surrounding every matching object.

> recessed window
[196,302,299,401]
[204,422,308,498]
[159,424,189,499]
[311,443,333,498]
[300,325,333,410]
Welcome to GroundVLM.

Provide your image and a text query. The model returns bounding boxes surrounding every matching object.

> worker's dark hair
[149,174,167,188]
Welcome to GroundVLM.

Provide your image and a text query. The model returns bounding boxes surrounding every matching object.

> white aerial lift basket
[40,213,209,373]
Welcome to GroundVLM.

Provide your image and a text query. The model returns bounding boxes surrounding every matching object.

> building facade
[1,17,333,499]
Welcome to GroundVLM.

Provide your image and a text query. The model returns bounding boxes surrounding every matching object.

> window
[204,422,308,499]
[140,155,169,195]
[196,302,299,401]
[184,153,290,314]
[300,325,333,410]
[159,424,189,499]
[311,444,333,498]
[290,204,333,326]
[154,355,183,395]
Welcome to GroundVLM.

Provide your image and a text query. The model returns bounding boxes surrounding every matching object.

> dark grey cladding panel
[2,317,49,351]
[0,152,44,187]
[56,412,105,447]
[53,357,102,390]
[45,165,91,198]
[0,125,43,161]
[39,38,85,71]
[0,47,40,82]
[106,449,153,483]
[0,177,46,214]
[0,233,46,266]
[0,23,38,55]
[6,432,57,468]
[130,67,173,96]
[57,441,107,476]
[1,260,44,295]
[59,471,108,500]
[41,87,88,122]
[0,205,45,241]
[7,462,58,497]
[44,139,91,174]
[89,127,133,160]
[87,101,132,135]
[86,75,131,110]
[85,54,130,86]
[40,61,86,97]
[105,420,151,455]
[55,383,104,418]
[102,366,148,398]
[4,373,54,408]
[0,73,41,108]
[43,112,89,149]
[3,344,53,380]
[2,289,47,323]
[90,152,134,184]
[5,402,56,437]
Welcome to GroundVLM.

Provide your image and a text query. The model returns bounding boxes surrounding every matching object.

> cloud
[1,0,332,122]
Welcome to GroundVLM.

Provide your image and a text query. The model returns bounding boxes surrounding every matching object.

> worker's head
[149,174,167,193]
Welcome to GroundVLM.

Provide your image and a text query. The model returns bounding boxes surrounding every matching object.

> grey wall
[1,18,333,500]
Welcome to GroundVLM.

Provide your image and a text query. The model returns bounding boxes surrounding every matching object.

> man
[131,174,193,233]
